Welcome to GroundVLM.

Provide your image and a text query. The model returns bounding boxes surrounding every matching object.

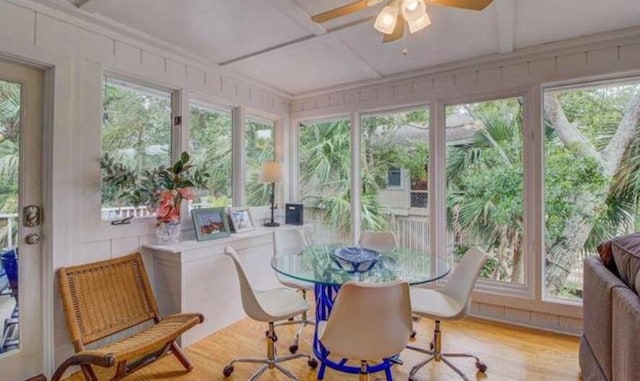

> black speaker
[285,203,304,225]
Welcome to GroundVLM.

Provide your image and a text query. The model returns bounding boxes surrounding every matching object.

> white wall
[290,27,640,335]
[0,0,291,372]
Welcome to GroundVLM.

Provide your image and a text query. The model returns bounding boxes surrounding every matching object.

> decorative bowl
[331,246,380,273]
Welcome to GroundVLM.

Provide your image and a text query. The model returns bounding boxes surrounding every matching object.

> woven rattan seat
[52,252,204,381]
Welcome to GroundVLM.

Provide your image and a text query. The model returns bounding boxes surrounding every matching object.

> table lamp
[259,161,285,227]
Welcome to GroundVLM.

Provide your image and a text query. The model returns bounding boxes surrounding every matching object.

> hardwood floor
[63,316,581,381]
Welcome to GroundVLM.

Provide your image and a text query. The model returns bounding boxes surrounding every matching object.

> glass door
[0,59,44,379]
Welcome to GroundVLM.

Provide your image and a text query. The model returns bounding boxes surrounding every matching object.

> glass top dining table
[270,244,450,287]
[270,244,450,379]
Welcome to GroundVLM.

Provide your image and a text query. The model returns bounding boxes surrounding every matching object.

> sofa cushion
[610,233,640,293]
[597,239,619,276]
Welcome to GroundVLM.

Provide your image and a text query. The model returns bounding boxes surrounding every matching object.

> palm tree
[446,100,525,282]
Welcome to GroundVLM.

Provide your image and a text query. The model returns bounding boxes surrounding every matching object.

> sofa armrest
[612,287,640,381]
[582,256,626,381]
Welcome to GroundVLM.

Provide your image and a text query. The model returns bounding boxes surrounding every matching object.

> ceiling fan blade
[383,14,405,43]
[426,0,493,11]
[311,1,371,24]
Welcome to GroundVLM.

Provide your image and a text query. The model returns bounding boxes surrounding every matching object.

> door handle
[25,233,40,245]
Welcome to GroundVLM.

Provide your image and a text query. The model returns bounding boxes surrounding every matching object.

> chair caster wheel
[289,344,298,354]
[430,342,434,350]
[265,330,269,337]
[476,361,487,373]
[288,317,295,321]
[408,377,418,381]
[308,358,318,369]
[272,334,278,342]
[410,330,416,339]
[223,365,234,377]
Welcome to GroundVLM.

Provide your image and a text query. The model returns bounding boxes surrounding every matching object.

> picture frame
[191,207,231,241]
[229,207,255,233]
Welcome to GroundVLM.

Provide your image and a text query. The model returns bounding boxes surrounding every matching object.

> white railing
[101,206,153,220]
[0,213,18,250]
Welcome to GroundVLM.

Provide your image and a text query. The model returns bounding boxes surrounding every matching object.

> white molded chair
[407,247,489,381]
[359,230,397,251]
[318,280,413,381]
[223,246,318,381]
[272,229,315,354]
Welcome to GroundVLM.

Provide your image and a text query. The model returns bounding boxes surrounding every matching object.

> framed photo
[229,207,255,233]
[191,207,231,241]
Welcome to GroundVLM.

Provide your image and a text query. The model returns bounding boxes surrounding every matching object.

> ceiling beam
[223,0,382,79]
[495,0,515,54]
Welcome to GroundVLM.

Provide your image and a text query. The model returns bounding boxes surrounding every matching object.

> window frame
[540,73,640,305]
[187,98,234,209]
[100,74,178,222]
[437,90,535,299]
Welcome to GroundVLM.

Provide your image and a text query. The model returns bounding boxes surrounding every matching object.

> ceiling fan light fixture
[402,0,426,21]
[407,9,431,33]
[374,4,399,34]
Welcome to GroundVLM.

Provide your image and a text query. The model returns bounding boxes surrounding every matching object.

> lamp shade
[259,161,285,184]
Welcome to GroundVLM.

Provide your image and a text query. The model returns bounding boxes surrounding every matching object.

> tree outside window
[544,80,640,300]
[245,117,275,207]
[101,77,172,219]
[446,97,525,284]
[189,103,232,207]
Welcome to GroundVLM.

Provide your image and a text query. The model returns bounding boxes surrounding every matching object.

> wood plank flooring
[63,316,581,381]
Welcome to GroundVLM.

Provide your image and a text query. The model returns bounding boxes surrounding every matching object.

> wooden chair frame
[52,253,204,381]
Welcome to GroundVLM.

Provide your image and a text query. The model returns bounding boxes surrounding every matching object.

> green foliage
[101,151,208,208]
[300,109,430,234]
[245,119,275,206]
[0,80,21,248]
[101,80,172,207]
[446,99,525,282]
[188,105,233,205]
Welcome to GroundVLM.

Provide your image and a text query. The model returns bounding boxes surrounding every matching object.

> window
[543,79,640,301]
[245,116,275,206]
[189,102,232,207]
[101,77,172,219]
[299,118,352,244]
[446,97,525,284]
[387,167,403,188]
[361,108,430,253]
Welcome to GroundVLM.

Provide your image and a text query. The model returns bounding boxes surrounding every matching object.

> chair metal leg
[274,363,299,380]
[223,321,317,380]
[359,360,369,381]
[406,320,486,381]
[249,364,269,381]
[274,290,315,354]
[441,357,470,381]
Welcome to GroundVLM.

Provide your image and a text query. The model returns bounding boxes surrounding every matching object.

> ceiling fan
[311,0,493,43]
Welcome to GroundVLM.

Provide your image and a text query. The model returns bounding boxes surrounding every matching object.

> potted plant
[101,151,208,243]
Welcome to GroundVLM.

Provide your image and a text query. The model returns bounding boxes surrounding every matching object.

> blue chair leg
[384,360,393,381]
[317,362,327,380]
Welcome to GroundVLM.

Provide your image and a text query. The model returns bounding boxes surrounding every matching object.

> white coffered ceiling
[62,0,640,96]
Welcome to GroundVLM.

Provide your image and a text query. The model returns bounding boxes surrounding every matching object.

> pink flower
[156,190,180,223]
[178,187,197,201]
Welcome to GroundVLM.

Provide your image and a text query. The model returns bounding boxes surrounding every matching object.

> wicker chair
[52,252,204,381]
